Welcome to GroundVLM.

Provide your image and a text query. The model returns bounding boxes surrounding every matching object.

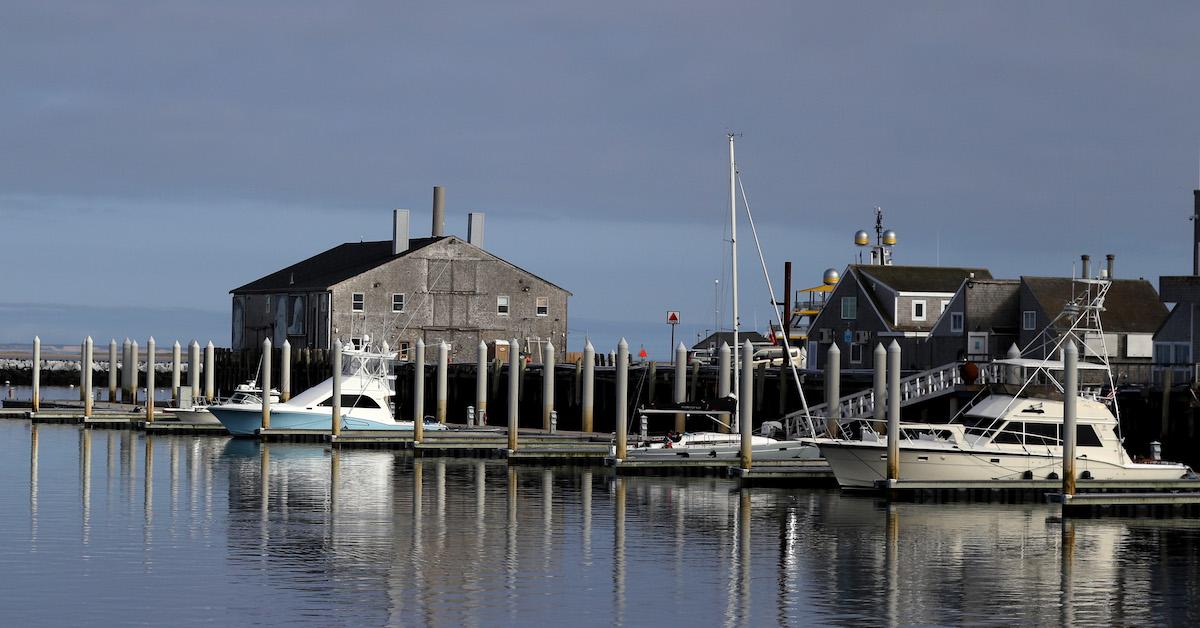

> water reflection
[5,421,1200,626]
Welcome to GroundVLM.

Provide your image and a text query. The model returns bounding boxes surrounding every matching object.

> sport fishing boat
[165,382,280,424]
[807,276,1194,488]
[209,339,447,436]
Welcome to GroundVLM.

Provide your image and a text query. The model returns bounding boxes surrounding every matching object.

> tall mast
[729,132,740,431]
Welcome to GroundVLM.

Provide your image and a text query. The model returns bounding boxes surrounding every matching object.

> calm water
[2,421,1199,626]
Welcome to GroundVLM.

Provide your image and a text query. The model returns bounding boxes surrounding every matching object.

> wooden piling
[436,341,448,424]
[331,341,342,437]
[582,340,595,433]
[616,339,629,460]
[414,339,425,443]
[130,340,139,405]
[171,341,181,401]
[477,341,488,423]
[107,339,116,403]
[204,341,215,402]
[1063,341,1078,496]
[83,337,93,418]
[542,342,555,431]
[674,343,686,432]
[281,339,291,402]
[32,336,41,413]
[508,339,520,452]
[886,341,901,481]
[261,338,271,431]
[145,337,155,423]
[825,343,841,437]
[740,339,753,469]
[189,340,201,401]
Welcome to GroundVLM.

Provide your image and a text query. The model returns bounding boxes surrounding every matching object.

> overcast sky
[3,1,1200,355]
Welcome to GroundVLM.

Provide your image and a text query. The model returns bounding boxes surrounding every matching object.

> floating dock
[874,478,1200,504]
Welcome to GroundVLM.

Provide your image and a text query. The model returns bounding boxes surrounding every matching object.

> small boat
[627,429,820,461]
[209,339,447,436]
[165,383,279,424]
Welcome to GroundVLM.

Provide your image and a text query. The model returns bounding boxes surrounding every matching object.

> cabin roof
[1022,276,1167,333]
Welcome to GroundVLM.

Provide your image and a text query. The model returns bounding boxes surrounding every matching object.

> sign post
[666,310,681,365]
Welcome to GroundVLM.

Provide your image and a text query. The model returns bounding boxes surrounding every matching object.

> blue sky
[3,2,1200,356]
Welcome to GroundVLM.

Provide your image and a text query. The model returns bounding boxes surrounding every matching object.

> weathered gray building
[927,279,1021,365]
[230,192,570,363]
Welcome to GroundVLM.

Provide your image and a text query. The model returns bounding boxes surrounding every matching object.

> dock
[874,478,1200,504]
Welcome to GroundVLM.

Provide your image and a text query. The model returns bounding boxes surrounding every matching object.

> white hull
[626,433,819,462]
[816,441,1191,489]
[164,407,221,424]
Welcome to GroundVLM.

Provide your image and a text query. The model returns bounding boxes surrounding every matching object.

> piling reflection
[11,417,1200,627]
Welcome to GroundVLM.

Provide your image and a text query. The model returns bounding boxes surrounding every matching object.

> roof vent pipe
[468,212,485,248]
[393,209,410,255]
[1080,254,1090,279]
[432,186,445,237]
[1106,254,1114,279]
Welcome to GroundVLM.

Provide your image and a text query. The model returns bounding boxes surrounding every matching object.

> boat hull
[625,438,820,462]
[816,441,1191,489]
[209,405,444,436]
[163,408,220,424]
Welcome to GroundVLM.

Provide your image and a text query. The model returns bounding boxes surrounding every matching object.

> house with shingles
[806,265,992,374]
[1016,275,1162,362]
[230,189,570,363]
[927,279,1021,365]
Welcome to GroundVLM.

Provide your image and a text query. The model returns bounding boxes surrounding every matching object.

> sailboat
[623,133,820,461]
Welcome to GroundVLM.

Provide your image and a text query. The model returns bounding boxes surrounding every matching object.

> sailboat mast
[729,132,740,431]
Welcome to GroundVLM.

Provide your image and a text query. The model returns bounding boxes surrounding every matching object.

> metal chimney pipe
[393,209,410,255]
[1106,254,1114,279]
[1080,254,1090,279]
[432,186,445,237]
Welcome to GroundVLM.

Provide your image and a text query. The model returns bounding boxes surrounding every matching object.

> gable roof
[855,265,993,293]
[231,237,445,294]
[1022,276,1167,333]
[692,331,770,351]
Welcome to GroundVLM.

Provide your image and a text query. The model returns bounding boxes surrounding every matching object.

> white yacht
[626,428,820,462]
[807,276,1194,488]
[165,383,280,425]
[209,340,446,436]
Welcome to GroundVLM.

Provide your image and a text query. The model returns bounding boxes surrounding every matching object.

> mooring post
[145,337,155,423]
[582,340,595,433]
[508,339,520,452]
[718,342,731,433]
[188,340,201,401]
[825,343,841,437]
[107,339,117,403]
[130,340,139,405]
[84,336,94,418]
[886,340,901,482]
[331,341,342,437]
[674,342,687,433]
[121,338,131,402]
[261,338,272,431]
[414,339,425,443]
[740,339,754,469]
[1007,343,1021,385]
[171,341,181,401]
[79,340,86,401]
[647,361,657,405]
[573,358,582,406]
[476,341,488,424]
[873,343,886,429]
[204,341,215,402]
[542,341,555,431]
[616,338,629,460]
[32,336,41,413]
[1063,341,1078,497]
[280,340,291,402]
[436,341,448,424]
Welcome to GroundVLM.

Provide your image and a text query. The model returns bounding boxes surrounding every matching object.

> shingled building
[229,188,570,363]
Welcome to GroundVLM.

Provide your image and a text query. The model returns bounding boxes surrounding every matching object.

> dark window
[1076,425,1102,447]
[992,422,1024,444]
[319,395,382,409]
[1025,422,1059,446]
[392,293,405,313]
[352,293,365,312]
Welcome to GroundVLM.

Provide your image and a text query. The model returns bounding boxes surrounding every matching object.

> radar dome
[853,230,870,246]
[882,230,898,246]
[823,268,840,285]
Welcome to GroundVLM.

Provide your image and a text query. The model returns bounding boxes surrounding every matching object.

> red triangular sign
[639,347,648,358]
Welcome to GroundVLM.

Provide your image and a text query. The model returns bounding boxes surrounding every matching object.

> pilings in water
[261,338,272,430]
[508,339,520,452]
[189,341,201,401]
[122,338,131,402]
[414,339,426,443]
[107,339,116,403]
[83,337,93,418]
[825,343,841,436]
[542,342,555,431]
[145,337,155,423]
[280,340,291,402]
[437,341,448,424]
[718,342,730,433]
[32,336,41,413]
[476,341,488,424]
[331,341,342,437]
[1063,341,1078,497]
[582,340,595,433]
[674,343,686,433]
[886,340,901,481]
[130,340,139,405]
[204,341,215,402]
[740,339,753,469]
[615,339,629,460]
[171,341,181,401]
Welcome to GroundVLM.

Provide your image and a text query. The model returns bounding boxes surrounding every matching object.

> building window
[841,297,856,320]
[1022,310,1036,331]
[497,295,510,316]
[912,300,926,322]
[951,312,964,333]
[1174,344,1191,365]
[352,293,364,312]
[940,299,950,314]
[351,337,362,349]
[392,293,406,313]
[536,297,549,317]
[398,341,411,360]
[850,343,864,364]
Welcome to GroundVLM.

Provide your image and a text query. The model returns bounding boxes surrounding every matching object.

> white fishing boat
[209,338,447,436]
[165,383,280,424]
[807,276,1194,488]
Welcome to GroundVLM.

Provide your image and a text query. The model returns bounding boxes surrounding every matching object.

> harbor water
[2,420,1199,626]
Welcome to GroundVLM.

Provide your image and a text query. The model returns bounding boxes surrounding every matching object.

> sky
[3,1,1200,357]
